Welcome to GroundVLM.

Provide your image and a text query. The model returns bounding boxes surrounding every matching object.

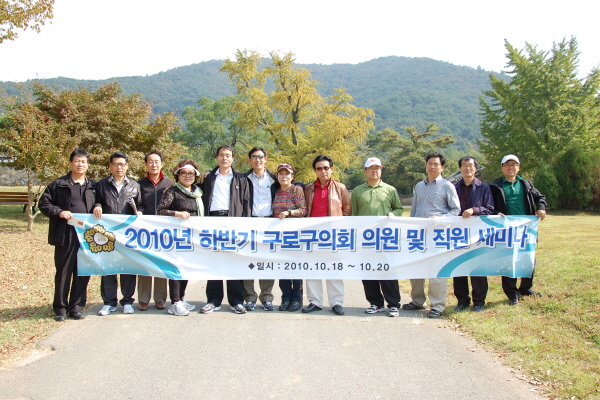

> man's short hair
[70,149,90,162]
[458,156,479,169]
[110,151,128,163]
[426,152,446,166]
[248,147,266,158]
[145,150,163,163]
[312,155,333,169]
[216,145,234,158]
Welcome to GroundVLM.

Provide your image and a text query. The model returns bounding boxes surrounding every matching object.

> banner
[71,214,537,280]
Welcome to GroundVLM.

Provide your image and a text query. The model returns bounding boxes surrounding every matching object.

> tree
[479,38,600,175]
[0,0,54,43]
[220,50,374,183]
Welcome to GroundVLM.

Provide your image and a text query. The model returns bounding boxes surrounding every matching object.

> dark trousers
[100,274,136,306]
[279,279,303,302]
[502,277,534,300]
[453,276,488,306]
[169,279,188,303]
[53,227,90,315]
[206,280,244,307]
[362,280,401,308]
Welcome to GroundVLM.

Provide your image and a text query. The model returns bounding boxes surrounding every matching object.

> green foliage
[0,0,53,43]
[533,164,560,208]
[553,145,597,209]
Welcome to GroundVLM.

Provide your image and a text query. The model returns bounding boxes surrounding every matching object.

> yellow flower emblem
[84,224,116,253]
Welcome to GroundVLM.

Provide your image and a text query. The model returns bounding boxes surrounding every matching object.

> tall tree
[0,0,53,43]
[221,50,374,182]
[479,38,600,174]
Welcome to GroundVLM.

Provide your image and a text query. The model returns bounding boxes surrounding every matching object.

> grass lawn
[1,195,599,398]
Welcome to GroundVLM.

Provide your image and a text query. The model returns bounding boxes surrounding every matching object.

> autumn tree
[220,50,374,183]
[0,0,54,43]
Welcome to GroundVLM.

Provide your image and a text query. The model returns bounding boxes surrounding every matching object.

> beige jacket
[304,179,351,217]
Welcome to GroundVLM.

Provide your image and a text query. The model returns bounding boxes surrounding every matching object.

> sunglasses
[315,166,331,172]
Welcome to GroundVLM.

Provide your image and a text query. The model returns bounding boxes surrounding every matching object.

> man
[137,151,174,311]
[93,151,144,316]
[452,156,494,312]
[39,149,97,321]
[200,145,251,314]
[490,154,547,305]
[351,157,404,317]
[302,155,351,316]
[242,147,278,311]
[403,153,460,318]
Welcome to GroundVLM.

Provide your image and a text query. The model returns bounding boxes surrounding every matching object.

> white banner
[71,214,538,280]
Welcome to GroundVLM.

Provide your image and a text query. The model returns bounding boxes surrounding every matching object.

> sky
[0,0,598,82]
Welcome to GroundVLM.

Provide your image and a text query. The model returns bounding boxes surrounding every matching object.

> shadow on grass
[0,305,55,323]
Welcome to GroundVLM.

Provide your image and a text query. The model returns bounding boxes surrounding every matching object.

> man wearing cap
[302,155,351,316]
[403,153,460,318]
[452,156,495,312]
[490,154,547,305]
[242,147,279,311]
[351,157,404,317]
[200,144,251,314]
[137,150,174,311]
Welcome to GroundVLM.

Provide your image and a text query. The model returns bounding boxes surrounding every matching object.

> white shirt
[210,169,233,211]
[250,170,274,217]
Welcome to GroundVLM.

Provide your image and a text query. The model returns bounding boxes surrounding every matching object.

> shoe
[288,301,302,312]
[521,289,543,297]
[98,305,117,316]
[279,301,291,311]
[454,304,469,312]
[427,309,442,318]
[366,305,385,314]
[181,300,196,311]
[302,303,323,313]
[123,304,134,314]
[155,302,166,310]
[201,303,221,313]
[402,302,425,311]
[139,302,149,311]
[508,298,519,306]
[262,301,274,311]
[231,304,247,314]
[69,312,85,320]
[168,301,189,316]
[332,305,345,315]
[388,307,400,317]
[55,314,66,322]
[245,301,256,311]
[473,305,485,312]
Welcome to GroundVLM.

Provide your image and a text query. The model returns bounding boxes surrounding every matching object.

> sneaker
[168,301,190,316]
[245,301,256,311]
[123,304,134,314]
[365,305,385,314]
[388,307,400,317]
[98,305,117,316]
[231,304,247,314]
[262,301,274,311]
[201,303,221,313]
[288,301,303,312]
[181,300,196,311]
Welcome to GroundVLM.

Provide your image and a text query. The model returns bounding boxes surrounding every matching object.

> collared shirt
[410,175,460,218]
[210,169,233,211]
[68,174,88,213]
[108,175,130,194]
[310,179,330,217]
[502,176,527,215]
[459,180,474,214]
[351,180,403,217]
[147,171,165,187]
[250,170,274,217]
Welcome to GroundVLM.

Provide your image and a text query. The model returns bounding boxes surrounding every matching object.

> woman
[157,159,204,316]
[272,163,307,312]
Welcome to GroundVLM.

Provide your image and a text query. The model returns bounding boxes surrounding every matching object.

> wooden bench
[0,191,40,213]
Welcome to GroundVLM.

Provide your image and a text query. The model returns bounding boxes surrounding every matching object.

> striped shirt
[410,176,460,218]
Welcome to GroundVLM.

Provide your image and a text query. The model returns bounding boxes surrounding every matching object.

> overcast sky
[0,0,598,82]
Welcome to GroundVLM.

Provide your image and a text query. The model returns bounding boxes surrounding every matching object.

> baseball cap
[276,163,294,174]
[364,157,382,168]
[501,154,520,165]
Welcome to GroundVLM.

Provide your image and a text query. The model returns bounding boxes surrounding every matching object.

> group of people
[38,145,546,322]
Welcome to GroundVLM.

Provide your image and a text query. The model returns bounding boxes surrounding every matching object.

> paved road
[0,280,542,399]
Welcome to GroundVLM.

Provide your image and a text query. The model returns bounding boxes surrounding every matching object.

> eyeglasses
[366,167,381,172]
[179,172,196,177]
[315,166,331,172]
[503,163,519,168]
[461,165,476,170]
[111,163,127,168]
[250,155,265,160]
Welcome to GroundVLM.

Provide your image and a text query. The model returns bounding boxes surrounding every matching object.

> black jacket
[39,173,97,246]
[201,167,251,217]
[138,175,174,215]
[94,175,144,215]
[490,177,547,216]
